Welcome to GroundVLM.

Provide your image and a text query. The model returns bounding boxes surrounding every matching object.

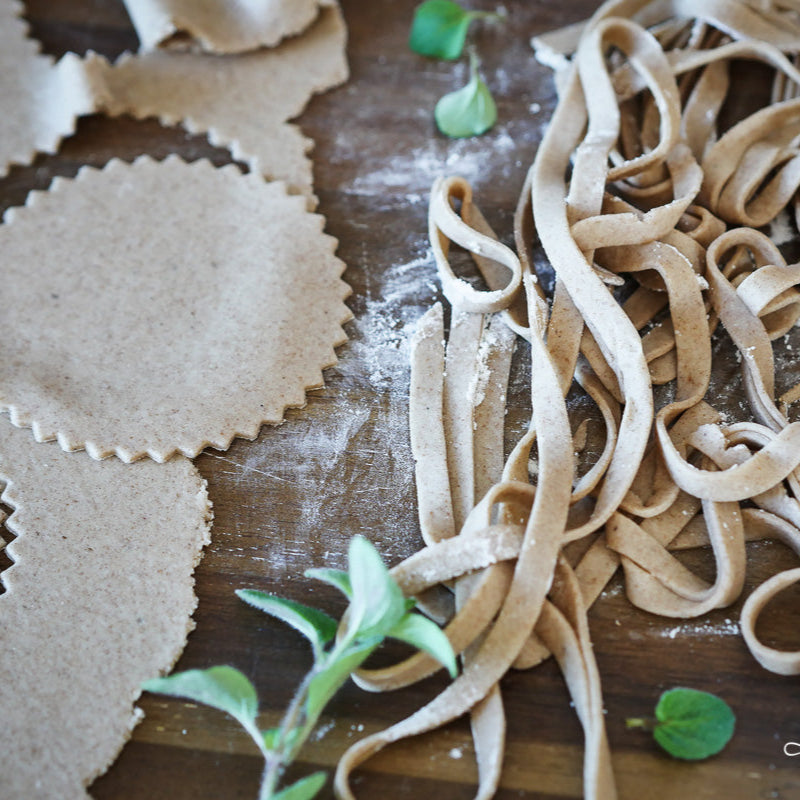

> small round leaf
[653,688,736,760]
[434,67,497,138]
[410,0,473,60]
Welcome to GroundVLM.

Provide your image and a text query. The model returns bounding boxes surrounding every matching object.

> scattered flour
[347,122,525,202]
[600,582,624,599]
[312,720,336,741]
[660,618,740,639]
[206,234,444,576]
[768,208,796,246]
[350,244,437,391]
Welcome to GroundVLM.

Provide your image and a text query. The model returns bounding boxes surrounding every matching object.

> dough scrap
[121,0,327,53]
[0,2,347,197]
[0,156,351,462]
[86,3,349,198]
[0,422,212,800]
[0,0,95,177]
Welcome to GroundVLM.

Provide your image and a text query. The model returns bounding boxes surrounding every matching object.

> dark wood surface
[6,1,800,798]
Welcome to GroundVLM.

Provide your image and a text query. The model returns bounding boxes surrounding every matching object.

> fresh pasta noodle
[335,1,800,798]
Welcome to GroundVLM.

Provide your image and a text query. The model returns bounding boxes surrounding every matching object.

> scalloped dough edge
[0,155,353,463]
[0,432,213,797]
[0,2,97,177]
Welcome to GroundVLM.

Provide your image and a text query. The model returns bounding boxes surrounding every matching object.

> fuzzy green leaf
[435,52,497,138]
[236,589,337,656]
[653,688,735,760]
[388,612,458,678]
[142,666,258,730]
[347,536,406,640]
[305,567,352,599]
[271,772,327,800]
[410,0,474,59]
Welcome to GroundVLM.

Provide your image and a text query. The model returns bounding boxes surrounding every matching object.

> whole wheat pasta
[335,1,800,798]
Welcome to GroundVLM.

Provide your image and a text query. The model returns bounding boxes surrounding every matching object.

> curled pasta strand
[429,177,523,314]
[741,567,800,674]
[338,2,800,797]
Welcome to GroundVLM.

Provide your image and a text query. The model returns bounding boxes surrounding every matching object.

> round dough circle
[0,421,211,799]
[0,156,351,461]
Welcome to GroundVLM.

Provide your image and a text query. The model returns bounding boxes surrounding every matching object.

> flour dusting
[348,122,528,202]
[660,618,740,639]
[350,244,438,391]
[768,208,796,246]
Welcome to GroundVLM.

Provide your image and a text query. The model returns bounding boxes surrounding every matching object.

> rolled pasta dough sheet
[86,3,349,199]
[0,156,352,462]
[0,424,212,799]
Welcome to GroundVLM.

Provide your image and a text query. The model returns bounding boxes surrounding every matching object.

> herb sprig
[143,535,457,800]
[626,687,736,760]
[410,0,503,138]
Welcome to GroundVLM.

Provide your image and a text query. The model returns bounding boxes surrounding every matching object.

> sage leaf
[143,537,457,799]
[142,666,258,731]
[347,535,406,639]
[236,589,337,657]
[653,688,736,760]
[305,567,352,599]
[410,0,475,60]
[388,612,458,678]
[270,772,327,800]
[435,50,497,138]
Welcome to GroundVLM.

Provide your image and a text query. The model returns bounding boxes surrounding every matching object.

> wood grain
[4,1,800,798]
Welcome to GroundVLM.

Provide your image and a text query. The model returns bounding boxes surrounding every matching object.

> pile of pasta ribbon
[335,1,800,798]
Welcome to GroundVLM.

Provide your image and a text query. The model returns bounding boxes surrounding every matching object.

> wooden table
[6,1,800,798]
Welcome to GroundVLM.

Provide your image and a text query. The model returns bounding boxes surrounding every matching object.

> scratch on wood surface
[204,452,291,483]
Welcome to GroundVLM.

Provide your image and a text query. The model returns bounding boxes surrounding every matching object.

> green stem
[259,670,316,799]
[257,636,360,799]
[468,9,506,23]
[259,758,281,800]
[467,45,480,79]
[626,716,656,731]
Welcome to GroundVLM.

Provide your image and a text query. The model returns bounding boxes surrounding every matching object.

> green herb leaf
[388,612,458,678]
[410,0,475,60]
[151,539,453,798]
[142,666,259,731]
[652,688,735,760]
[347,536,406,640]
[305,567,352,599]
[236,589,337,657]
[434,50,497,138]
[270,771,327,800]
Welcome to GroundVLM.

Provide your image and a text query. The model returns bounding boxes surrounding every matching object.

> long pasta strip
[336,2,800,797]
